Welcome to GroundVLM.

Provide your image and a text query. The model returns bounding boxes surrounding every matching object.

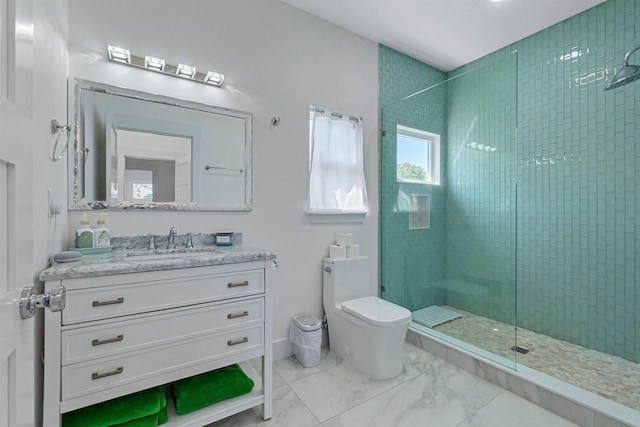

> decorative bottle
[94,214,111,247]
[75,214,94,248]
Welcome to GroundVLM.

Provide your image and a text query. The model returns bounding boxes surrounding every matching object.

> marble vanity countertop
[39,246,277,281]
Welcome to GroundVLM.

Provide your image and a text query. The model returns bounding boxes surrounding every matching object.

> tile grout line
[453,389,508,427]
[278,355,423,424]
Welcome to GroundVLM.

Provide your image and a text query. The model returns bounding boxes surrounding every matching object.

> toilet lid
[341,296,411,327]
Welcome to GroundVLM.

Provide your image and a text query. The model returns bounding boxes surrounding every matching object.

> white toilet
[323,256,411,380]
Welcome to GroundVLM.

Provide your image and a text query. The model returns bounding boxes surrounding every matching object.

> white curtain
[307,106,368,214]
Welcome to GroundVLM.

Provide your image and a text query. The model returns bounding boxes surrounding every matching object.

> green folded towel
[172,364,254,414]
[62,385,166,427]
[116,403,167,427]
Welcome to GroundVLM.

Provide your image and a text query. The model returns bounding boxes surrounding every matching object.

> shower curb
[407,328,640,427]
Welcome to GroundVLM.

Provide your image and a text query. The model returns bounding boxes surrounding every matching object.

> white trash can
[289,314,322,368]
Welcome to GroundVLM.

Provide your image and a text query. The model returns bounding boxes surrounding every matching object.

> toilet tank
[324,257,370,306]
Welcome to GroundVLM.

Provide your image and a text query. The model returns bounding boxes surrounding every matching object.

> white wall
[67,0,379,352]
[34,0,69,266]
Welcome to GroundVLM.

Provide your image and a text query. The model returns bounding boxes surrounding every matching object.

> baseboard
[272,338,292,361]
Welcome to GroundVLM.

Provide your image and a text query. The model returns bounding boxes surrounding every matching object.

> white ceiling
[281,0,607,71]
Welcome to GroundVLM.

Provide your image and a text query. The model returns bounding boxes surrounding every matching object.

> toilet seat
[341,296,411,327]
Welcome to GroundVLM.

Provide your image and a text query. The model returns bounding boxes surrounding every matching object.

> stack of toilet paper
[329,233,360,259]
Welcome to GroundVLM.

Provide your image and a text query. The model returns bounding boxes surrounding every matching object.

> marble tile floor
[208,342,579,427]
[433,306,640,412]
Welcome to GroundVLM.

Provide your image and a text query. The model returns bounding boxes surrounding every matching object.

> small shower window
[396,125,440,185]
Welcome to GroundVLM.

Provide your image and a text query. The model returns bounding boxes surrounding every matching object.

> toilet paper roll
[336,233,354,246]
[346,244,360,258]
[329,244,347,259]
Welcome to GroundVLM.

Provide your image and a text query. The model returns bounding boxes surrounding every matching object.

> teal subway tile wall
[379,45,447,311]
[515,0,638,362]
[445,51,518,325]
[379,0,639,363]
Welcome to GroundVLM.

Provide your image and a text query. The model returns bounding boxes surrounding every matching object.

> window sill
[307,212,367,224]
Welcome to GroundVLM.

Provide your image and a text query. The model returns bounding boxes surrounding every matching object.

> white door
[0,0,36,426]
[175,153,192,203]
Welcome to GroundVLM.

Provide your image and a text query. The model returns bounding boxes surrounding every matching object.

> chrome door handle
[20,286,66,319]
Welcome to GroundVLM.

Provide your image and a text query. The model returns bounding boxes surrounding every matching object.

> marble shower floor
[208,343,578,427]
[433,306,640,412]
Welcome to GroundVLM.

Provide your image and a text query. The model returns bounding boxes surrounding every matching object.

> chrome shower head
[604,45,640,91]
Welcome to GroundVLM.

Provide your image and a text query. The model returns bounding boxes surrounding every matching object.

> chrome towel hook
[50,119,71,162]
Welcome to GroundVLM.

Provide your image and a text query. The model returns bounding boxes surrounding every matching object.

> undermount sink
[126,247,222,260]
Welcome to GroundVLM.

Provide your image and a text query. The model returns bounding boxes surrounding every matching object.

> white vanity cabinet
[41,256,274,427]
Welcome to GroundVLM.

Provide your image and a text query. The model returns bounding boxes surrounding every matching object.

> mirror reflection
[68,78,252,211]
[118,130,192,203]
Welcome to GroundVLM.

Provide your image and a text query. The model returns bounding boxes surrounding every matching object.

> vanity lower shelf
[162,361,264,427]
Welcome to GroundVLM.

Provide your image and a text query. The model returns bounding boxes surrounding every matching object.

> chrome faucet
[138,234,156,250]
[184,232,201,249]
[148,234,156,250]
[167,227,177,249]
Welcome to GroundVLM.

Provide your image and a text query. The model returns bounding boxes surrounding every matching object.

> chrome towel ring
[50,119,71,161]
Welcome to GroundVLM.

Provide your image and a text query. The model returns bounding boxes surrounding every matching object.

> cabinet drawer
[61,298,264,365]
[61,324,264,401]
[62,269,264,325]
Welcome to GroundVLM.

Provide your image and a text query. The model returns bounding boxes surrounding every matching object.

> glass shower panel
[380,50,518,368]
[441,52,518,366]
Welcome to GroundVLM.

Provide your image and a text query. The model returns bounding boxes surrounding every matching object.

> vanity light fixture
[204,71,225,85]
[176,63,197,78]
[107,45,225,87]
[108,45,131,63]
[144,55,165,71]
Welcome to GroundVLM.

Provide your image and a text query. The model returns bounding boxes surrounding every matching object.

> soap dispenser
[94,214,111,247]
[75,213,94,248]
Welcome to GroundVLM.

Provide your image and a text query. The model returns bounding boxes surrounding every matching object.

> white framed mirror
[68,78,252,211]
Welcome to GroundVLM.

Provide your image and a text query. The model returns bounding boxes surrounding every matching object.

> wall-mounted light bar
[107,45,225,87]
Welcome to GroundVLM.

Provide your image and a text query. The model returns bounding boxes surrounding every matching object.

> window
[396,125,440,185]
[307,106,368,216]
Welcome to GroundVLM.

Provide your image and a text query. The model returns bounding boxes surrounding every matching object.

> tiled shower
[379,0,639,411]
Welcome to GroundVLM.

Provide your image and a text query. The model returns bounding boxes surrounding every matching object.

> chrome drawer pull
[92,297,124,307]
[91,366,123,380]
[227,311,249,319]
[227,337,248,346]
[92,335,124,346]
[227,281,249,288]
